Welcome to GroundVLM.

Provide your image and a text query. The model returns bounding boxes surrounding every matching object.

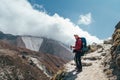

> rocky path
[63,45,111,80]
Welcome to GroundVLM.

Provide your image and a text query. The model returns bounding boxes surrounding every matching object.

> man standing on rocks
[71,34,83,72]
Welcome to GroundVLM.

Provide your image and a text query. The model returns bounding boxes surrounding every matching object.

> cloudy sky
[29,0,120,38]
[0,0,119,45]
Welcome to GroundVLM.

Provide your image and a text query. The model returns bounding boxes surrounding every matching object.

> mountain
[39,37,73,61]
[0,32,73,61]
[0,31,74,79]
[0,40,67,80]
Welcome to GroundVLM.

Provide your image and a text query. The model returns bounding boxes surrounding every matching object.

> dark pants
[74,51,82,70]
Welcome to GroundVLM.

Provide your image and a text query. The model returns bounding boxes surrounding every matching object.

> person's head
[74,34,79,39]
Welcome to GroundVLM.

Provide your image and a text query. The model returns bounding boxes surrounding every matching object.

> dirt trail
[64,45,111,80]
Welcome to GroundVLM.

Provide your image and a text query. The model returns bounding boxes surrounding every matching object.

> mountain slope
[0,40,67,80]
[104,21,120,80]
[39,38,73,61]
[0,32,73,61]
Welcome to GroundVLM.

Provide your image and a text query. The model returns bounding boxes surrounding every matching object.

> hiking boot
[77,69,82,73]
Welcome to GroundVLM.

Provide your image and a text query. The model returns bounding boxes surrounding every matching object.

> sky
[29,0,120,39]
[0,0,119,45]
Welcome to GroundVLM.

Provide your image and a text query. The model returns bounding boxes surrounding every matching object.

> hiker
[70,34,83,72]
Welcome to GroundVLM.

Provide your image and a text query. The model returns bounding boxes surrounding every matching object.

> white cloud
[32,4,47,12]
[33,4,44,9]
[0,0,102,45]
[78,13,92,25]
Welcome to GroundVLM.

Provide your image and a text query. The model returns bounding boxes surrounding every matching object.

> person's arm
[70,45,76,53]
[70,45,75,48]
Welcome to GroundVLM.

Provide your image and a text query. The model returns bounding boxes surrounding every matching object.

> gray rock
[116,55,120,69]
[101,53,106,56]
[82,62,92,66]
[83,56,101,61]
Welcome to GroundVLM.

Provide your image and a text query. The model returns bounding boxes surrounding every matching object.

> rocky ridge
[0,40,67,80]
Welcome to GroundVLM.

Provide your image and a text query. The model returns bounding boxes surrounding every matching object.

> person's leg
[74,53,76,64]
[79,54,82,71]
[76,53,82,72]
[75,53,79,69]
[74,53,77,69]
[76,53,80,69]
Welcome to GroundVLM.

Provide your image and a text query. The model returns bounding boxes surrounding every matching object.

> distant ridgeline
[0,31,18,40]
[0,31,73,61]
